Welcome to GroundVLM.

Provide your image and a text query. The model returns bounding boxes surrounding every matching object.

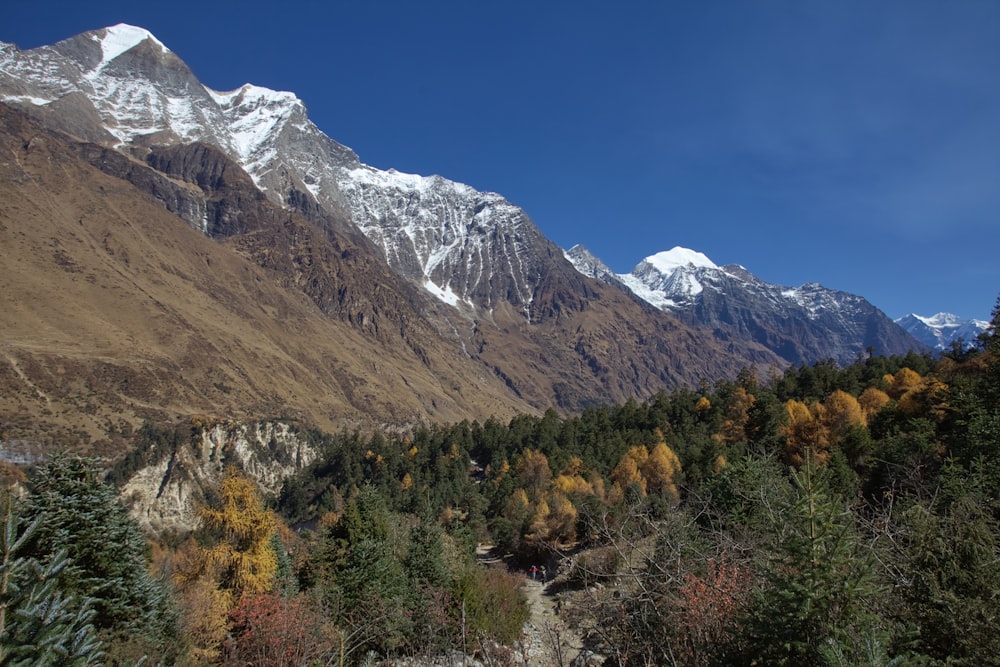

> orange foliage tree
[198,467,278,599]
[782,399,830,468]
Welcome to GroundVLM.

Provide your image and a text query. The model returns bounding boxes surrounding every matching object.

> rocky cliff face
[0,102,531,451]
[119,421,316,533]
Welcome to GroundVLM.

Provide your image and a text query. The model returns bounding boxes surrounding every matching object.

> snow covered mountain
[0,24,357,204]
[895,313,988,351]
[0,24,557,314]
[567,245,926,365]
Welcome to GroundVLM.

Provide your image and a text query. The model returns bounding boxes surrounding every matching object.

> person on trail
[529,564,538,580]
[540,565,547,583]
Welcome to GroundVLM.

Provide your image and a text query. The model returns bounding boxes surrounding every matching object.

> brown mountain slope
[1,99,785,460]
[0,103,533,453]
[469,253,782,409]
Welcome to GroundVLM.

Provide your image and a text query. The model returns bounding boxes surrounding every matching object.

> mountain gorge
[1,24,927,456]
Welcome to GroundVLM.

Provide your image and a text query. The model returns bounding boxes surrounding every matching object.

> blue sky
[5,1,999,320]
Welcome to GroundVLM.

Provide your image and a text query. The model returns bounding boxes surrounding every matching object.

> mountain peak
[205,83,300,107]
[91,24,167,67]
[895,312,988,350]
[641,246,718,275]
[565,244,614,278]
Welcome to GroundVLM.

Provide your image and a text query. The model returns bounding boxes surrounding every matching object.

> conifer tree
[743,457,880,665]
[18,455,176,656]
[0,498,103,666]
[891,483,1000,665]
[197,466,278,599]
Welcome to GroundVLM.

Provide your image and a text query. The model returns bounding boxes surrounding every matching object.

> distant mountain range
[0,24,935,449]
[894,313,989,351]
[566,245,924,366]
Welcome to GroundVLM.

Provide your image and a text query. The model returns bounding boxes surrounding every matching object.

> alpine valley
[1,24,929,462]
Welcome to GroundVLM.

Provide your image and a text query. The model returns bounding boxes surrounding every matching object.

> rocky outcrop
[118,421,316,534]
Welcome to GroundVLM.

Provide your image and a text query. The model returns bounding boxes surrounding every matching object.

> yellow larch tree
[543,491,578,544]
[642,441,683,501]
[858,387,891,422]
[897,376,950,420]
[198,466,278,599]
[822,389,866,444]
[525,498,551,546]
[716,387,756,448]
[554,456,594,497]
[885,368,923,399]
[782,399,830,468]
[514,449,552,500]
[611,446,648,497]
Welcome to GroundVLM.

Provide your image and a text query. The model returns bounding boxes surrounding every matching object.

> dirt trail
[476,545,588,666]
[519,576,583,666]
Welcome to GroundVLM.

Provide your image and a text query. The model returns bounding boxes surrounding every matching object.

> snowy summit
[643,247,718,275]
[92,24,167,67]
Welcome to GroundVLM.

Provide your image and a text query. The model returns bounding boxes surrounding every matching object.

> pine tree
[18,455,177,655]
[0,497,103,666]
[743,458,881,665]
[891,483,1000,665]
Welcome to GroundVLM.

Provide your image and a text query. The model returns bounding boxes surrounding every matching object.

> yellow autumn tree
[554,456,594,496]
[514,449,552,499]
[400,472,414,491]
[897,376,950,419]
[858,387,891,422]
[544,491,579,544]
[198,466,278,599]
[525,498,551,546]
[715,387,756,447]
[172,536,232,663]
[554,472,593,496]
[611,446,648,496]
[562,455,584,478]
[782,399,830,468]
[503,487,532,528]
[587,472,607,502]
[642,441,682,501]
[885,368,923,399]
[177,571,231,663]
[822,390,866,443]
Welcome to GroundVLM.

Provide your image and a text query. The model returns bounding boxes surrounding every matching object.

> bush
[567,546,621,587]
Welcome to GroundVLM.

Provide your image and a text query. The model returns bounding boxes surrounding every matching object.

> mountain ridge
[895,312,988,351]
[567,244,927,366]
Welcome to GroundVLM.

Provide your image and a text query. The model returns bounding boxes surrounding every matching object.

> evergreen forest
[2,301,998,666]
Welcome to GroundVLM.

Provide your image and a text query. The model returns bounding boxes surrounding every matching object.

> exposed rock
[119,421,316,533]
